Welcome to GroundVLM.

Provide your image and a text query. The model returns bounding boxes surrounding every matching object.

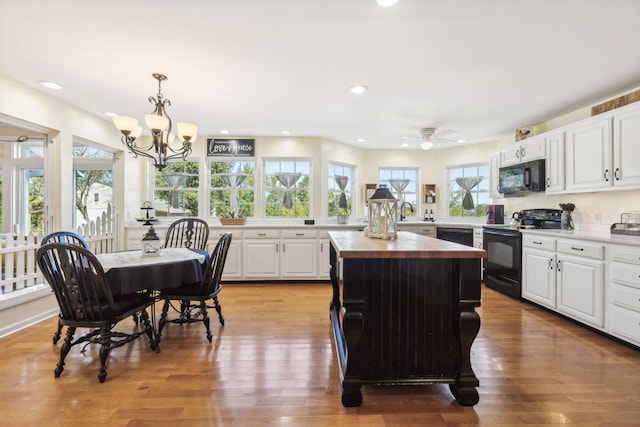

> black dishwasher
[436,227,473,247]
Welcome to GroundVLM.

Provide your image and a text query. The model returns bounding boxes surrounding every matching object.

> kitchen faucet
[400,202,414,221]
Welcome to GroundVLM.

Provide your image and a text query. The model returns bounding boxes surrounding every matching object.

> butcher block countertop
[328,231,486,259]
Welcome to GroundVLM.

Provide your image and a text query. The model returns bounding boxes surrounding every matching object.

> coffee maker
[486,204,504,224]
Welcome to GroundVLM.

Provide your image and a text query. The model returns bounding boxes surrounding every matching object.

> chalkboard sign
[207,138,255,157]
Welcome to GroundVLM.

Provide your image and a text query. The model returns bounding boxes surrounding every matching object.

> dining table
[96,247,206,296]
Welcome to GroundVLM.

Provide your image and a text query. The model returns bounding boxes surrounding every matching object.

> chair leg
[98,326,111,383]
[52,318,63,344]
[212,296,225,326]
[200,301,212,343]
[55,326,76,378]
[157,300,171,345]
[139,309,157,352]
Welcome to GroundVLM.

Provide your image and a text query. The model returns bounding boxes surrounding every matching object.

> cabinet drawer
[243,229,280,239]
[212,229,242,239]
[609,305,640,345]
[523,234,556,251]
[281,229,318,239]
[611,283,640,312]
[557,239,604,260]
[609,244,640,265]
[610,261,640,289]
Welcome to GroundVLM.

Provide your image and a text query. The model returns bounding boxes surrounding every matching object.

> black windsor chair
[157,233,231,343]
[37,242,157,383]
[164,218,210,251]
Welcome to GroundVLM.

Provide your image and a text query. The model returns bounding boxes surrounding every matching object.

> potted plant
[220,209,246,225]
[337,205,350,224]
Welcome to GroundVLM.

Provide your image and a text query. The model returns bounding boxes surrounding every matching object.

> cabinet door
[489,152,503,199]
[500,143,522,167]
[545,130,566,194]
[612,104,640,188]
[565,116,613,191]
[221,240,242,279]
[556,254,604,328]
[242,239,280,278]
[522,249,556,309]
[318,239,332,278]
[520,136,546,162]
[281,239,317,278]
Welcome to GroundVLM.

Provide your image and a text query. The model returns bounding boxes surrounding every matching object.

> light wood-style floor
[1,283,639,426]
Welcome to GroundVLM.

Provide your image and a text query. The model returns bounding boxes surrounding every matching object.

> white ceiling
[1,0,640,150]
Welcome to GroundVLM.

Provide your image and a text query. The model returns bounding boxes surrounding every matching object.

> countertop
[328,230,486,259]
[127,219,487,229]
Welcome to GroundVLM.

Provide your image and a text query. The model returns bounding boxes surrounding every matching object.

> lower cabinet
[318,238,332,279]
[608,244,640,347]
[242,230,280,278]
[522,235,605,330]
[212,229,243,279]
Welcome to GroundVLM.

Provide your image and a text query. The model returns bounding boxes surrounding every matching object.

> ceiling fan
[402,127,458,150]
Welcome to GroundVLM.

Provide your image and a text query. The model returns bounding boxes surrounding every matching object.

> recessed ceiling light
[104,112,118,118]
[349,84,368,94]
[220,129,230,135]
[400,143,410,147]
[280,130,291,135]
[40,81,62,90]
[377,0,399,7]
[457,139,466,143]
[357,138,366,143]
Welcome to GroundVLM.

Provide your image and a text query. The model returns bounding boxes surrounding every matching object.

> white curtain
[334,175,349,210]
[388,179,410,203]
[221,173,247,212]
[162,172,188,208]
[455,176,483,210]
[275,172,301,209]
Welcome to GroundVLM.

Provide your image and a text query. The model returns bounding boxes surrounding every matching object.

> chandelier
[112,73,198,170]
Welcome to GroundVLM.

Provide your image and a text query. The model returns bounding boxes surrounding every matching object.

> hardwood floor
[1,283,639,426]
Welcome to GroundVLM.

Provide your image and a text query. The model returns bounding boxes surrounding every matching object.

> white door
[318,239,332,278]
[565,116,613,191]
[281,239,317,278]
[243,239,280,278]
[612,104,640,188]
[545,131,565,194]
[556,254,604,328]
[522,249,556,309]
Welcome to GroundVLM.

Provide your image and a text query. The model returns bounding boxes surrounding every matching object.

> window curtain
[220,173,247,213]
[162,172,188,208]
[334,175,349,210]
[275,172,301,209]
[455,176,483,210]
[388,179,410,203]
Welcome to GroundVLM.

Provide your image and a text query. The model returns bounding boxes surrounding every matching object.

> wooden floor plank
[0,283,639,426]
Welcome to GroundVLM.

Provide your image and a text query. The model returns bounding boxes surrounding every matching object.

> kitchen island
[328,231,485,407]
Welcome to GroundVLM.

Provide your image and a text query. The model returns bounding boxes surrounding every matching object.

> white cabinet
[544,130,566,194]
[607,244,640,347]
[211,229,243,279]
[489,152,502,199]
[500,136,546,167]
[242,229,280,278]
[522,235,557,310]
[318,239,332,278]
[398,224,436,238]
[280,229,317,279]
[555,239,605,329]
[612,104,640,188]
[473,227,484,279]
[565,115,612,191]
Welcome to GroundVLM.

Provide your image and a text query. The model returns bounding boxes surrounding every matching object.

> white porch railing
[0,204,115,295]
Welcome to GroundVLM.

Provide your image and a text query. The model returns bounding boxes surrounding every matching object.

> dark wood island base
[328,231,485,407]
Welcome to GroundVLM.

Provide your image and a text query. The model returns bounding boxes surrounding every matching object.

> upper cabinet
[489,152,503,199]
[544,130,566,194]
[566,102,640,193]
[501,135,546,167]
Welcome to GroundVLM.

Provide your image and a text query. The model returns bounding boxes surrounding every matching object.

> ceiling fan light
[421,141,434,150]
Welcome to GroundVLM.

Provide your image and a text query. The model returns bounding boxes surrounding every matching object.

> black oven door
[482,227,522,299]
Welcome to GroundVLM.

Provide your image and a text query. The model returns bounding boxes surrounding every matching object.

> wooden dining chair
[41,231,90,344]
[37,242,157,383]
[157,233,232,343]
[164,218,210,251]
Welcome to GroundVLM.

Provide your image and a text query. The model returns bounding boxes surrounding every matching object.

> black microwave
[498,159,546,195]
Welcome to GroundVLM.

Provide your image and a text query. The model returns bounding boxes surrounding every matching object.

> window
[264,159,311,217]
[72,144,113,228]
[154,161,199,217]
[328,162,355,217]
[378,168,418,206]
[209,160,255,218]
[447,163,490,218]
